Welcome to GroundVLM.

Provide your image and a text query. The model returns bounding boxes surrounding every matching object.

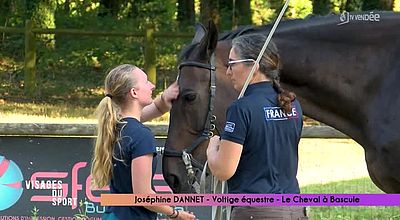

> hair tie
[105,94,113,99]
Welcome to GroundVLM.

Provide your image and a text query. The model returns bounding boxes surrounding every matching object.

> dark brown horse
[163,11,400,193]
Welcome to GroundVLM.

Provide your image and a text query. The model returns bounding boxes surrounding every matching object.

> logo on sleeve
[224,121,236,133]
[264,106,299,121]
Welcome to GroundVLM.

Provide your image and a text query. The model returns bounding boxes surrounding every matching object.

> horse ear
[192,23,207,44]
[198,20,218,58]
[207,20,218,55]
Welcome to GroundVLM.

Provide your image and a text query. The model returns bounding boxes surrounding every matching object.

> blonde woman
[91,64,196,220]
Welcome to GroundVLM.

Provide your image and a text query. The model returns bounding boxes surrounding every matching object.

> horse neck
[274,13,400,142]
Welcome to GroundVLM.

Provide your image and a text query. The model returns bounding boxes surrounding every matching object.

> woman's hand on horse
[162,81,179,106]
[176,210,196,220]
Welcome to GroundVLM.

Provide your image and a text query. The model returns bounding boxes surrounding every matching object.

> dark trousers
[231,206,308,220]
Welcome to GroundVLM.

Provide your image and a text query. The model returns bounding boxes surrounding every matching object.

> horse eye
[184,93,197,102]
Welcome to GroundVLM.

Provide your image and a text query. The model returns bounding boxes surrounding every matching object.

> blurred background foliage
[0,0,399,118]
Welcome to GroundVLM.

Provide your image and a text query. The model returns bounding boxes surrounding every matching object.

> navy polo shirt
[105,117,157,220]
[221,81,303,194]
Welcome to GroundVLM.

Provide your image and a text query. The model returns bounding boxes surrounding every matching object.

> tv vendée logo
[338,11,380,26]
[0,155,24,211]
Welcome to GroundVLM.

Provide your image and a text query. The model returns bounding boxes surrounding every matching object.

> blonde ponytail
[90,64,137,189]
[91,97,121,188]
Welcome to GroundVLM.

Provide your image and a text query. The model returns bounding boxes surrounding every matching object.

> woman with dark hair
[207,34,307,219]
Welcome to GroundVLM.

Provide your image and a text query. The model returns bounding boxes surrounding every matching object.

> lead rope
[202,1,291,220]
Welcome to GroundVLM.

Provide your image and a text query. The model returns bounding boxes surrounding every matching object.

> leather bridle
[163,60,219,193]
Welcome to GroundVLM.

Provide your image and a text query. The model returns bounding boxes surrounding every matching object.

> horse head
[162,21,232,193]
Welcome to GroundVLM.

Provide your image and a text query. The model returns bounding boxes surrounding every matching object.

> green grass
[301,177,400,220]
[0,101,170,123]
[1,102,95,118]
[0,101,96,123]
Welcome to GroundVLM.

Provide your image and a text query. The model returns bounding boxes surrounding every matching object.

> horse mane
[219,25,262,40]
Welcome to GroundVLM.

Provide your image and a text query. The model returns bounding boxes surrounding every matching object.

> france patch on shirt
[224,121,236,133]
[264,106,299,121]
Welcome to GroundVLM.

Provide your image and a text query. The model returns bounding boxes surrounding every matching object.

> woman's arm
[207,136,243,181]
[141,81,179,122]
[131,155,196,219]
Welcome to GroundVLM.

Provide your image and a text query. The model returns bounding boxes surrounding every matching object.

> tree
[177,0,195,27]
[269,0,283,12]
[199,0,251,30]
[251,0,275,25]
[362,0,381,10]
[380,0,394,10]
[98,0,122,17]
[345,0,363,11]
[358,0,393,10]
[286,0,313,18]
[235,0,251,26]
[64,0,70,12]
[133,0,177,84]
[29,0,57,48]
[394,0,400,11]
[0,0,10,24]
[219,0,233,30]
[312,0,331,15]
[200,0,220,28]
